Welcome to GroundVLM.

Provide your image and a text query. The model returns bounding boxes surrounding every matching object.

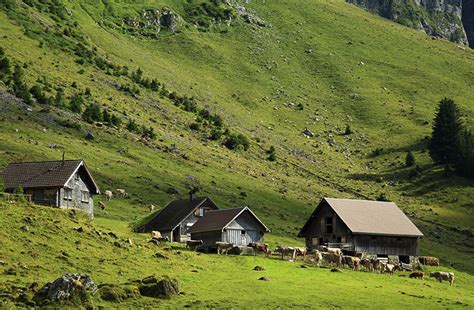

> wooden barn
[134,196,219,242]
[1,159,100,215]
[298,198,423,259]
[188,206,270,247]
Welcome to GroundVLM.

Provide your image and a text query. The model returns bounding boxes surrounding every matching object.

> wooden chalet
[298,198,423,260]
[2,159,100,215]
[134,196,219,242]
[188,206,270,247]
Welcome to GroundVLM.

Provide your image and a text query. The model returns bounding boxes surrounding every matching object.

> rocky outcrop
[122,8,181,34]
[346,0,473,47]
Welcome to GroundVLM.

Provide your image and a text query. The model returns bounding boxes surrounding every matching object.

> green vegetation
[0,0,473,307]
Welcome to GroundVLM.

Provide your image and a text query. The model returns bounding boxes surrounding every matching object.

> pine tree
[69,93,84,113]
[55,88,66,107]
[456,130,474,178]
[428,98,462,165]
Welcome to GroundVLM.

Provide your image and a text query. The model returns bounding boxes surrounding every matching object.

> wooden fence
[0,192,32,203]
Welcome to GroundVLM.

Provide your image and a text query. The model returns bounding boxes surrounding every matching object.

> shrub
[82,103,103,123]
[111,114,122,127]
[126,119,139,133]
[69,94,84,113]
[344,124,353,135]
[405,151,415,167]
[55,88,66,107]
[209,128,223,140]
[142,126,157,139]
[266,145,277,161]
[189,122,201,131]
[224,133,250,151]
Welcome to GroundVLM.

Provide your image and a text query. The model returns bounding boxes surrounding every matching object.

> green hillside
[0,0,473,306]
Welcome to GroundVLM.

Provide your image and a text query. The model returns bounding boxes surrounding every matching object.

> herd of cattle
[189,241,455,286]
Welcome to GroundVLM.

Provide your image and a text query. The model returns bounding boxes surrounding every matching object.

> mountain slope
[0,0,473,273]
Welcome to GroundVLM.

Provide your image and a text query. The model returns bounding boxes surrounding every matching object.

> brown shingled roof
[2,160,100,194]
[299,198,423,237]
[188,207,270,234]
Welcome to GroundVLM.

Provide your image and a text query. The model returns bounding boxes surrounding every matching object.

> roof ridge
[8,159,83,165]
[17,161,76,188]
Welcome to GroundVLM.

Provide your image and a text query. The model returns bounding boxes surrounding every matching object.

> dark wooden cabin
[298,198,423,258]
[134,196,219,243]
[188,207,270,247]
[2,160,100,215]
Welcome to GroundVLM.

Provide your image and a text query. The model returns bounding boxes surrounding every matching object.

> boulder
[253,266,265,271]
[34,273,97,304]
[139,276,179,299]
[258,276,270,281]
[99,284,140,302]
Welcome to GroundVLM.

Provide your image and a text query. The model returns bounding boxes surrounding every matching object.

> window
[325,216,333,234]
[81,191,90,203]
[199,208,205,217]
[397,237,402,242]
[64,188,72,200]
[75,173,80,181]
[241,230,245,235]
[371,236,377,241]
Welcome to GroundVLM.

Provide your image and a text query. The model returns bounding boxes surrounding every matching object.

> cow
[360,258,373,272]
[275,246,296,261]
[294,247,307,260]
[186,240,203,251]
[409,272,424,280]
[149,231,168,244]
[342,256,361,271]
[419,256,440,266]
[98,201,106,210]
[430,271,454,286]
[216,242,234,255]
[400,263,413,272]
[313,250,323,267]
[321,252,342,267]
[319,246,342,256]
[382,263,396,274]
[371,258,383,273]
[248,242,272,257]
[116,189,128,198]
[148,204,156,213]
[105,190,113,201]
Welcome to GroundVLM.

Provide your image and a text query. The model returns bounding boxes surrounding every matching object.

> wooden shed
[134,196,219,243]
[298,198,423,258]
[1,159,100,215]
[188,206,270,247]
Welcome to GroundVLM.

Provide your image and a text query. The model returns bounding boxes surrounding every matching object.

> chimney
[62,151,65,163]
[189,187,198,201]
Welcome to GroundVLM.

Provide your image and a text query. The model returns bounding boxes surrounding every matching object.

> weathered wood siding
[353,235,419,256]
[24,188,58,206]
[59,170,94,215]
[178,200,218,242]
[223,211,265,245]
[303,202,352,248]
[190,231,222,247]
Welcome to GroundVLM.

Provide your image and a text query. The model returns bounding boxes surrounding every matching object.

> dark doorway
[399,255,410,264]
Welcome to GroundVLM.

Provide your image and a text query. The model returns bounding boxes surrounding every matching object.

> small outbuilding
[188,206,270,247]
[2,159,100,215]
[298,198,423,259]
[134,196,219,242]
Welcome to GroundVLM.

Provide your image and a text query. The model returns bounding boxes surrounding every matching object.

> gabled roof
[2,160,100,194]
[298,198,423,237]
[188,206,270,234]
[135,197,219,232]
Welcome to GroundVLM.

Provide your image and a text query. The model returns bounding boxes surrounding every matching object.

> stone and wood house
[2,159,100,215]
[298,198,423,262]
[188,206,270,247]
[134,196,220,242]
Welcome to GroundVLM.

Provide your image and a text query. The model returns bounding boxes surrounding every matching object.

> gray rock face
[346,0,473,47]
[34,273,97,303]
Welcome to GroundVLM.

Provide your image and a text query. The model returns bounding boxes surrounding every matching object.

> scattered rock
[165,187,180,195]
[34,273,97,304]
[330,268,342,272]
[302,128,314,138]
[300,265,307,268]
[154,252,168,260]
[139,276,179,299]
[108,232,119,239]
[253,266,265,271]
[20,225,29,232]
[113,242,122,248]
[258,276,270,281]
[191,269,199,273]
[73,227,84,233]
[0,260,6,266]
[99,284,140,303]
[85,133,95,141]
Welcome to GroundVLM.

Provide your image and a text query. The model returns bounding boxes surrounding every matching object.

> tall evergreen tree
[456,130,474,178]
[428,98,463,165]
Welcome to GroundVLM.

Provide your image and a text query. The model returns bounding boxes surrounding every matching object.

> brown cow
[342,256,361,271]
[371,258,383,273]
[409,272,424,279]
[322,252,342,267]
[419,256,440,266]
[186,240,203,251]
[249,242,272,257]
[319,246,342,256]
[275,246,296,261]
[361,258,373,272]
[294,247,307,260]
[216,242,234,255]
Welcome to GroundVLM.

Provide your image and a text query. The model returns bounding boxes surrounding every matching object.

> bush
[266,146,276,161]
[126,119,139,133]
[405,151,415,167]
[344,124,353,135]
[189,122,201,131]
[224,133,250,151]
[82,103,103,123]
[142,126,157,139]
[209,128,223,140]
[69,94,84,113]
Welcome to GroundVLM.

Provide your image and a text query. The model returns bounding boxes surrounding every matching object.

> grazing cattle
[151,231,162,239]
[294,247,307,260]
[148,204,156,212]
[342,256,361,271]
[400,263,413,271]
[275,246,296,261]
[186,240,203,251]
[116,189,128,198]
[313,250,323,267]
[105,190,113,201]
[419,256,440,266]
[248,242,272,257]
[149,231,169,243]
[322,252,342,267]
[371,258,383,273]
[98,201,106,210]
[382,263,395,274]
[361,258,373,272]
[319,246,342,256]
[409,272,424,279]
[430,271,454,286]
[216,242,234,255]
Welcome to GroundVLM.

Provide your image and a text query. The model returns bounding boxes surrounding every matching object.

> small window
[64,188,72,200]
[337,236,342,243]
[199,208,205,217]
[397,237,402,242]
[241,230,245,235]
[81,191,90,203]
[371,236,377,241]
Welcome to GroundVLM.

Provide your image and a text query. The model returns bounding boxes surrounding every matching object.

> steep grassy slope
[0,0,473,279]
[1,203,473,308]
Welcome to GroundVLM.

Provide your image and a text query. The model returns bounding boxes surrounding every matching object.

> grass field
[0,0,473,307]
